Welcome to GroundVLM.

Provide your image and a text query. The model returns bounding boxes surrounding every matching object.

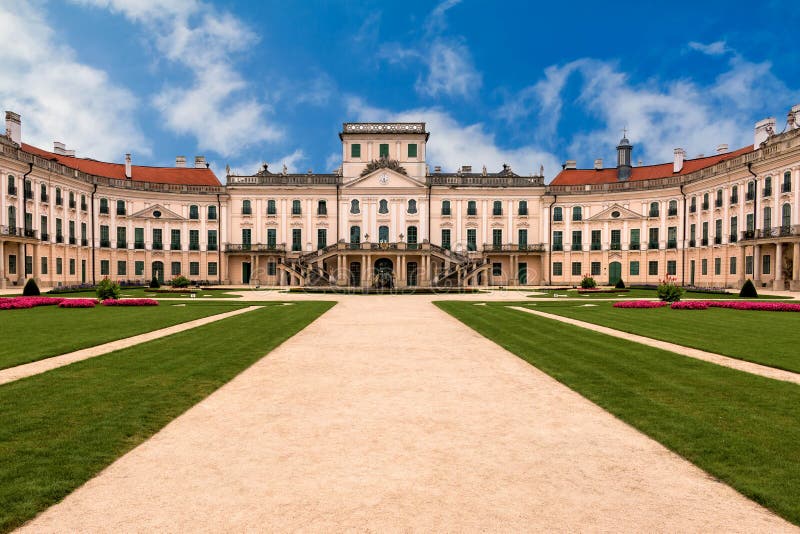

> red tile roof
[21,144,222,186]
[550,145,753,186]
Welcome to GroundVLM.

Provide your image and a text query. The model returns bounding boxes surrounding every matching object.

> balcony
[40,233,49,241]
[714,199,723,208]
[701,238,709,246]
[668,208,678,216]
[551,243,563,251]
[56,234,64,243]
[100,239,110,248]
[782,183,792,194]
[610,242,621,251]
[170,243,182,251]
[729,234,738,243]
[629,242,640,250]
[667,240,677,249]
[117,241,127,249]
[714,236,722,245]
[24,228,36,239]
[225,243,287,253]
[152,242,163,250]
[648,241,659,250]
[207,243,218,251]
[134,241,145,250]
[571,243,583,251]
[99,206,109,215]
[590,243,601,251]
[189,244,200,251]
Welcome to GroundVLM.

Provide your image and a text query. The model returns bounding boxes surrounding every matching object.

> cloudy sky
[1,0,799,181]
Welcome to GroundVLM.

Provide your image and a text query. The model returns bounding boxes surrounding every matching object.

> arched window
[407,199,417,214]
[55,187,62,205]
[292,199,302,215]
[441,200,451,216]
[242,199,252,215]
[649,202,659,217]
[80,194,86,210]
[553,206,563,221]
[40,183,48,202]
[116,199,126,215]
[518,200,528,216]
[493,200,503,216]
[467,200,477,216]
[407,225,418,244]
[317,200,327,215]
[23,179,32,199]
[7,175,15,195]
[782,203,792,228]
[8,206,16,230]
[207,205,217,220]
[747,181,755,200]
[731,185,738,204]
[350,199,360,214]
[189,205,199,219]
[572,206,582,221]
[378,225,389,242]
[99,198,109,214]
[690,196,696,211]
[69,191,75,208]
[668,199,678,215]
[379,199,389,214]
[784,171,792,193]
[702,192,709,209]
[763,206,772,229]
[716,189,723,207]
[349,225,361,245]
[764,176,773,195]
[266,199,276,215]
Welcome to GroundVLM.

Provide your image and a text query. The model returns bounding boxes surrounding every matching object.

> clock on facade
[378,173,389,185]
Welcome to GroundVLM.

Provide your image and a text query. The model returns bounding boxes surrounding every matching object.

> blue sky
[2,0,799,181]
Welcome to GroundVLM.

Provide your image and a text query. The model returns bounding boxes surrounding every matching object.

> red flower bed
[0,296,65,310]
[613,301,670,308]
[101,298,159,307]
[704,301,800,312]
[58,299,98,308]
[670,301,709,310]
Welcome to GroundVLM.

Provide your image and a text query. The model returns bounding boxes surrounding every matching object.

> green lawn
[436,301,800,526]
[527,288,788,299]
[525,301,800,373]
[0,303,248,370]
[0,301,332,532]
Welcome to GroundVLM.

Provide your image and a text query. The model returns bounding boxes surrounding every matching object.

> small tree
[96,278,121,301]
[657,277,684,302]
[23,278,40,296]
[739,279,758,298]
[615,278,626,289]
[150,275,160,289]
[170,275,191,288]
[580,275,597,289]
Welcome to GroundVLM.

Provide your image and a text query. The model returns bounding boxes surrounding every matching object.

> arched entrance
[609,261,622,286]
[374,258,393,289]
[152,261,164,283]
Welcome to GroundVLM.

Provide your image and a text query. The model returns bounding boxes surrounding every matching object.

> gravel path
[19,296,794,532]
[510,306,800,385]
[0,306,262,386]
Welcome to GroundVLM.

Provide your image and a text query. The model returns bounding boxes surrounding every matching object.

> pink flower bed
[670,301,709,310]
[613,301,670,308]
[101,298,159,307]
[0,296,65,310]
[58,298,98,308]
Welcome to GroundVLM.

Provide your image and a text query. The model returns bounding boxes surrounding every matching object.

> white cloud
[0,2,148,160]
[73,0,281,157]
[226,149,306,178]
[688,40,730,56]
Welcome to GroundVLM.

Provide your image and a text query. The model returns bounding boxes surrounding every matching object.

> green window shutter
[408,143,417,158]
[351,144,361,158]
[379,144,389,158]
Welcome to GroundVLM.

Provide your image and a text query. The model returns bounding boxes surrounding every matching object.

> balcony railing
[117,208,126,216]
[701,238,709,246]
[134,241,145,249]
[100,239,110,248]
[648,241,659,250]
[763,187,772,196]
[571,243,583,251]
[668,208,678,216]
[702,202,709,210]
[746,192,755,201]
[152,242,163,250]
[482,244,546,252]
[667,240,677,249]
[41,193,48,203]
[590,243,601,250]
[742,225,800,240]
[117,241,127,248]
[689,239,696,247]
[648,210,659,218]
[782,183,792,193]
[714,236,722,245]
[610,242,621,250]
[40,233,49,241]
[24,190,33,200]
[730,195,738,204]
[189,244,200,251]
[81,202,88,211]
[8,186,18,196]
[207,243,218,251]
[56,234,64,243]
[552,243,563,251]
[24,228,36,238]
[69,200,76,209]
[56,197,62,206]
[81,238,88,246]
[225,243,286,253]
[729,234,738,243]
[689,205,696,213]
[629,242,640,250]
[170,243,182,251]
[714,199,723,208]
[99,206,109,215]
[69,237,76,245]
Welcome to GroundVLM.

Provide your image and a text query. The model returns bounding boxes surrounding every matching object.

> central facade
[225,122,546,288]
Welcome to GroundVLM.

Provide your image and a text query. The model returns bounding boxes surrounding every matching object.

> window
[189,205,199,219]
[55,187,62,205]
[68,191,75,208]
[702,221,709,244]
[135,261,144,276]
[99,197,109,214]
[701,259,708,275]
[24,256,31,275]
[189,262,199,276]
[56,257,62,275]
[649,260,659,276]
[407,199,417,213]
[317,228,327,249]
[553,206,563,222]
[117,200,126,215]
[571,230,582,251]
[648,227,659,249]
[379,143,389,158]
[518,200,528,216]
[467,200,477,216]
[41,216,48,239]
[730,216,738,242]
[208,262,218,276]
[518,229,528,248]
[467,229,477,251]
[242,228,252,246]
[730,257,736,275]
[441,229,451,249]
[207,205,217,220]
[189,230,199,250]
[690,196,697,212]
[746,255,753,275]
[782,203,791,228]
[208,229,218,250]
[783,171,792,193]
[171,229,181,250]
[493,200,502,216]
[117,260,127,276]
[171,261,181,276]
[667,226,677,248]
[242,199,252,215]
[492,263,502,277]
[746,213,754,232]
[40,183,48,202]
[292,228,302,251]
[611,229,621,250]
[117,226,126,247]
[764,176,773,196]
[714,219,723,244]
[23,180,32,199]
[292,199,302,215]
[69,221,75,242]
[649,202,659,217]
[267,262,275,276]
[351,143,361,158]
[731,186,739,204]
[8,255,16,275]
[571,262,582,276]
[350,225,360,245]
[7,175,15,195]
[100,225,110,247]
[572,206,582,221]
[552,230,563,251]
[630,261,640,276]
[266,229,276,247]
[762,254,771,275]
[69,258,75,276]
[553,262,563,276]
[81,194,87,211]
[715,189,723,207]
[408,143,417,158]
[492,228,502,248]
[379,225,389,243]
[267,199,278,215]
[668,199,678,216]
[407,226,418,245]
[81,222,87,243]
[591,261,601,276]
[747,181,755,201]
[100,260,109,276]
[317,200,326,215]
[378,199,388,214]
[441,200,451,216]
[702,192,709,210]
[41,257,48,275]
[714,257,721,276]
[668,260,677,276]
[350,199,360,214]
[7,206,15,230]
[591,230,601,250]
[763,206,772,230]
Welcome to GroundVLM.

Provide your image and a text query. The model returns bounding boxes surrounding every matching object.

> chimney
[54,141,66,155]
[194,155,206,168]
[124,153,132,179]
[593,158,603,170]
[716,144,728,155]
[564,160,577,170]
[673,148,685,173]
[175,156,186,167]
[5,111,21,145]
[754,117,776,149]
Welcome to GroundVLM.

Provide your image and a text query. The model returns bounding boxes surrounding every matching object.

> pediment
[588,204,643,222]
[343,168,426,189]
[130,204,185,221]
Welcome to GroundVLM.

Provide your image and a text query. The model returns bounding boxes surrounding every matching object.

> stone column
[791,242,800,291]
[774,242,783,289]
[0,240,4,289]
[753,244,761,284]
[32,243,40,282]
[19,242,24,284]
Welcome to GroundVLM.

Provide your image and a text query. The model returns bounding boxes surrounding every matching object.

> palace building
[2,107,800,290]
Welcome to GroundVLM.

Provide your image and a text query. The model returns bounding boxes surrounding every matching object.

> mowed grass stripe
[526,301,800,373]
[0,302,250,370]
[436,301,800,526]
[0,301,334,533]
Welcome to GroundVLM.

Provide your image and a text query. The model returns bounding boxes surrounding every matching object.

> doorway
[242,261,251,284]
[609,261,621,286]
[406,261,418,286]
[518,262,528,285]
[349,261,361,286]
[374,258,393,288]
[81,259,86,284]
[690,260,696,286]
[152,261,164,284]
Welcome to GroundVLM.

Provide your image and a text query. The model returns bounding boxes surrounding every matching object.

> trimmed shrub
[657,278,684,302]
[170,275,191,288]
[22,278,40,296]
[150,276,161,289]
[615,278,626,289]
[739,279,758,298]
[580,276,597,289]
[96,278,121,301]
